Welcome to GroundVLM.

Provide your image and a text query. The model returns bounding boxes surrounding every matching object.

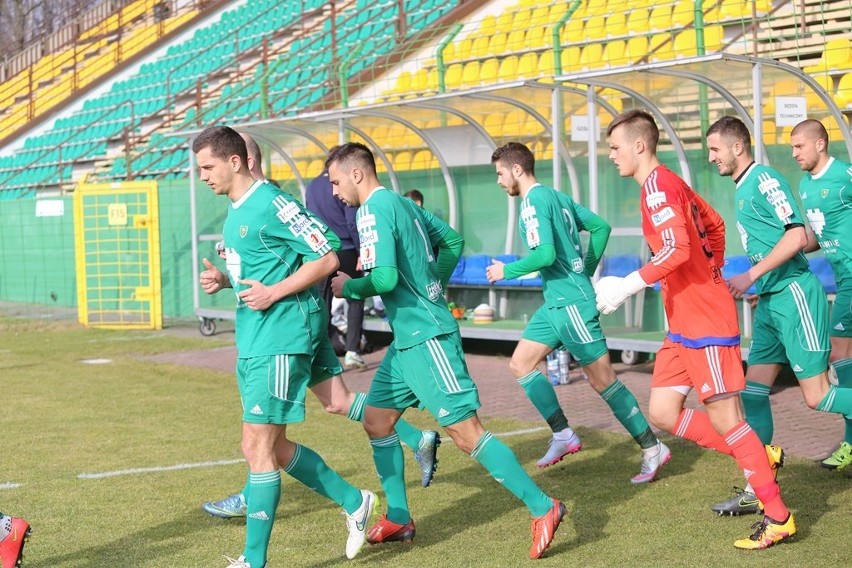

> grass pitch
[1,319,849,567]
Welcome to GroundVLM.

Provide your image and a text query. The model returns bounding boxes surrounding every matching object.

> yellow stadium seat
[530,6,549,27]
[672,2,694,27]
[479,15,497,37]
[673,30,698,58]
[483,113,503,137]
[585,15,606,41]
[649,33,672,61]
[562,18,584,44]
[411,150,433,170]
[445,63,463,89]
[549,3,568,21]
[517,52,538,79]
[498,55,519,82]
[306,159,324,178]
[807,74,835,110]
[579,43,603,70]
[703,25,724,52]
[496,11,513,31]
[648,5,671,32]
[480,58,499,84]
[718,0,770,20]
[605,12,627,38]
[461,60,481,87]
[560,45,582,73]
[804,39,852,74]
[512,8,532,30]
[394,151,412,171]
[506,29,526,52]
[441,41,457,62]
[526,26,548,49]
[502,109,527,137]
[626,7,650,35]
[452,37,473,61]
[603,40,628,67]
[488,32,507,56]
[625,35,650,64]
[410,68,430,93]
[836,73,852,108]
[470,34,490,59]
[761,120,778,144]
[538,51,556,76]
[395,71,412,93]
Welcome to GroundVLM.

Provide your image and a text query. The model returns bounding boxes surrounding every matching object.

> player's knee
[508,356,534,378]
[323,401,348,416]
[648,407,677,433]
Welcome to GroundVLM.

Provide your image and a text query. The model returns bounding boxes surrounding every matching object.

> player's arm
[490,193,556,282]
[728,173,805,297]
[574,202,612,276]
[434,227,464,288]
[336,200,400,299]
[803,224,820,253]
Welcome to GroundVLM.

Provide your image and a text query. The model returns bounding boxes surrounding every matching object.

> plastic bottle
[546,351,560,385]
[558,349,571,384]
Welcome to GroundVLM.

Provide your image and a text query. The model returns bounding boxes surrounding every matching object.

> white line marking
[0,482,22,490]
[78,458,245,479]
[494,427,548,437]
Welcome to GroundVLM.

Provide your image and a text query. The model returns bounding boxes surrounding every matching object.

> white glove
[594,271,648,315]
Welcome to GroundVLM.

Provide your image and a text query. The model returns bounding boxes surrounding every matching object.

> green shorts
[237,353,313,424]
[307,306,344,387]
[521,298,609,366]
[367,333,481,427]
[830,283,852,338]
[747,273,830,379]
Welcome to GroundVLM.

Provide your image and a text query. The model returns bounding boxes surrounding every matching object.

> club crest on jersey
[738,199,744,210]
[822,188,829,199]
[240,225,248,238]
[571,258,583,272]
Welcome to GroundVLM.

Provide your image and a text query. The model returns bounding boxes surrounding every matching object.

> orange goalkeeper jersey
[638,165,740,347]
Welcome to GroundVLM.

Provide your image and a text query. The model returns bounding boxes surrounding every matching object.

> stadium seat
[537,51,556,76]
[488,32,508,56]
[605,12,627,38]
[648,5,672,32]
[804,39,852,74]
[461,254,492,285]
[516,52,539,79]
[626,7,650,35]
[836,73,852,108]
[585,15,606,41]
[578,43,603,71]
[603,40,627,67]
[560,45,582,73]
[624,35,650,64]
[498,55,519,83]
[562,18,584,44]
[601,254,642,278]
[809,257,837,294]
[506,29,526,53]
[807,73,835,110]
[449,256,466,285]
[494,254,523,286]
[461,60,481,88]
[671,2,694,27]
[479,58,499,84]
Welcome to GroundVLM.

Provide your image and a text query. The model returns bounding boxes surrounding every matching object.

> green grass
[1,319,850,567]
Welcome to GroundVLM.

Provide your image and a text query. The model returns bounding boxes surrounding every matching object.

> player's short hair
[706,116,751,149]
[325,142,376,175]
[791,119,829,144]
[404,189,424,205]
[192,126,248,165]
[491,142,535,175]
[239,132,262,163]
[606,110,659,152]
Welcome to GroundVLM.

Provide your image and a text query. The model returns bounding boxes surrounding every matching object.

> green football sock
[471,431,552,518]
[832,359,852,443]
[518,370,567,431]
[240,478,250,501]
[242,470,280,568]
[599,380,656,449]
[371,433,410,525]
[741,381,773,444]
[347,392,424,450]
[282,444,361,514]
[816,384,852,418]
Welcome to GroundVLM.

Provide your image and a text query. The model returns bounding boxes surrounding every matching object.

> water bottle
[546,351,560,385]
[558,349,571,384]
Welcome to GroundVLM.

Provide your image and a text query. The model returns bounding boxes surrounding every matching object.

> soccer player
[194,126,377,568]
[707,116,852,514]
[0,513,30,567]
[793,118,852,470]
[202,134,440,520]
[602,110,793,549]
[485,142,670,482]
[326,142,566,560]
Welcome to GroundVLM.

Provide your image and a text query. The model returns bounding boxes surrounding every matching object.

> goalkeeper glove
[595,271,648,315]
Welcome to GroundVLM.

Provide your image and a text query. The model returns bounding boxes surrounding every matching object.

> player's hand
[238,279,278,311]
[356,256,362,272]
[745,293,759,309]
[594,271,647,315]
[331,271,351,298]
[485,259,505,283]
[727,273,754,299]
[200,258,227,294]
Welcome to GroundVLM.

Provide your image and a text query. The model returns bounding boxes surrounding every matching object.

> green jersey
[735,163,808,294]
[799,157,852,287]
[357,187,458,349]
[519,184,597,306]
[223,180,330,357]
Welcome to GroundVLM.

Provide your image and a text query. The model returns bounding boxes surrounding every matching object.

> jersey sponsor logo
[650,206,675,227]
[357,213,377,230]
[240,225,248,238]
[250,404,264,415]
[644,190,667,210]
[766,191,786,206]
[360,229,378,246]
[806,208,826,236]
[305,229,329,252]
[571,258,583,273]
[274,200,301,223]
[288,215,313,236]
[526,228,541,247]
[757,172,781,194]
[426,280,443,301]
[773,202,794,222]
